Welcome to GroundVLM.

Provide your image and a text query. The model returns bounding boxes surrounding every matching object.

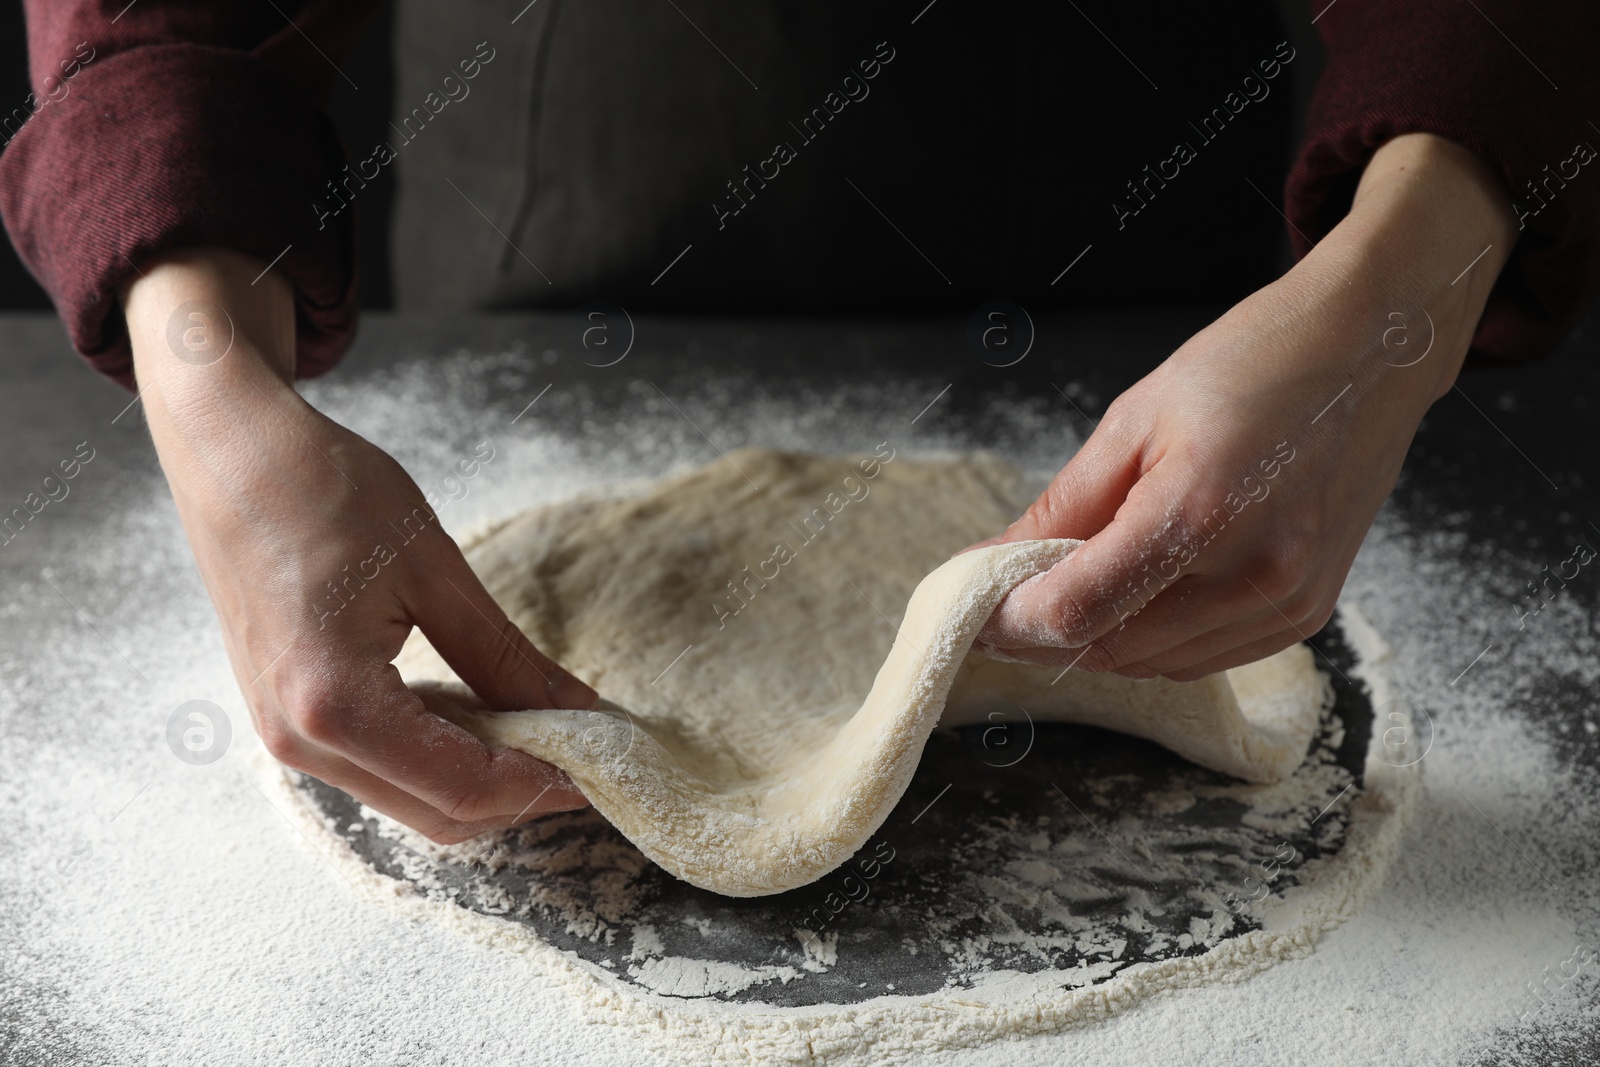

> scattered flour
[261,600,1414,1064]
[2,344,1597,1065]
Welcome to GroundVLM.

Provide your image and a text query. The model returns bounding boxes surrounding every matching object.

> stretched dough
[399,450,1323,897]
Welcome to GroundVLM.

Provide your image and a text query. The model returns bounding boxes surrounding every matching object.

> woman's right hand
[125,248,595,843]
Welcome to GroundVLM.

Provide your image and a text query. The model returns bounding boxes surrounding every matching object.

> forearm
[123,248,311,528]
[1296,132,1520,401]
[125,247,297,438]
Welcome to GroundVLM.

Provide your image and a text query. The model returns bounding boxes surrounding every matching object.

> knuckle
[442,784,497,824]
[1250,540,1313,601]
[1279,526,1321,573]
[1052,589,1098,646]
[1278,585,1321,624]
[1147,504,1209,578]
[257,718,303,764]
[1172,493,1232,557]
[1113,662,1159,680]
[1009,492,1057,540]
[1300,596,1337,635]
[488,617,534,687]
[1081,632,1133,672]
[1261,507,1326,587]
[289,692,345,746]
[1074,643,1117,672]
[1101,392,1137,428]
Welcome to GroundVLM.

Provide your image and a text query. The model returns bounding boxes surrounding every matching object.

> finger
[258,714,585,843]
[1156,630,1308,682]
[290,659,590,825]
[997,420,1144,544]
[409,536,597,712]
[296,750,520,844]
[955,419,1142,557]
[1028,574,1271,673]
[1133,563,1344,679]
[971,643,1091,669]
[1125,608,1292,677]
[979,462,1201,650]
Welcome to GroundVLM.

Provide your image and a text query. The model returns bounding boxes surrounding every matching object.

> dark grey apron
[391,0,1291,313]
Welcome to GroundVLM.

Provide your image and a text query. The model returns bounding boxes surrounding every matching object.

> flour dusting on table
[3,345,1597,1065]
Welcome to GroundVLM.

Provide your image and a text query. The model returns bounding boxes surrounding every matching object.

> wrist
[125,246,298,400]
[1299,133,1519,400]
[125,247,302,448]
[124,248,331,524]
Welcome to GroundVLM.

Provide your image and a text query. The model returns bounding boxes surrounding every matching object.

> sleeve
[1285,0,1600,362]
[0,0,384,389]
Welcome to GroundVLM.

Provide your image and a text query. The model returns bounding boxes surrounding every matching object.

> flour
[795,930,839,971]
[631,957,803,998]
[267,587,1403,1064]
[2,343,1597,1066]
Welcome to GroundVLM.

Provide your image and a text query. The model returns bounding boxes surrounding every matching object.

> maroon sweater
[2,1,1597,389]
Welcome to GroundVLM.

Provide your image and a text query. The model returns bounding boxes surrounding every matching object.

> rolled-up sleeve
[0,1,383,388]
[1285,0,1600,362]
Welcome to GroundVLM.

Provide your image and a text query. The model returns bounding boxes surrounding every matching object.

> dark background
[0,2,1321,317]
[0,10,50,311]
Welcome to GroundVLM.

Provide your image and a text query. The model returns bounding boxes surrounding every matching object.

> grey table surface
[3,307,1598,1065]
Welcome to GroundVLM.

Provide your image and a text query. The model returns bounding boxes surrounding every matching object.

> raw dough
[398,449,1323,897]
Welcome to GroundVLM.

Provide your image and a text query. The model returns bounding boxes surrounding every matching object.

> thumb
[987,419,1144,549]
[411,546,598,712]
